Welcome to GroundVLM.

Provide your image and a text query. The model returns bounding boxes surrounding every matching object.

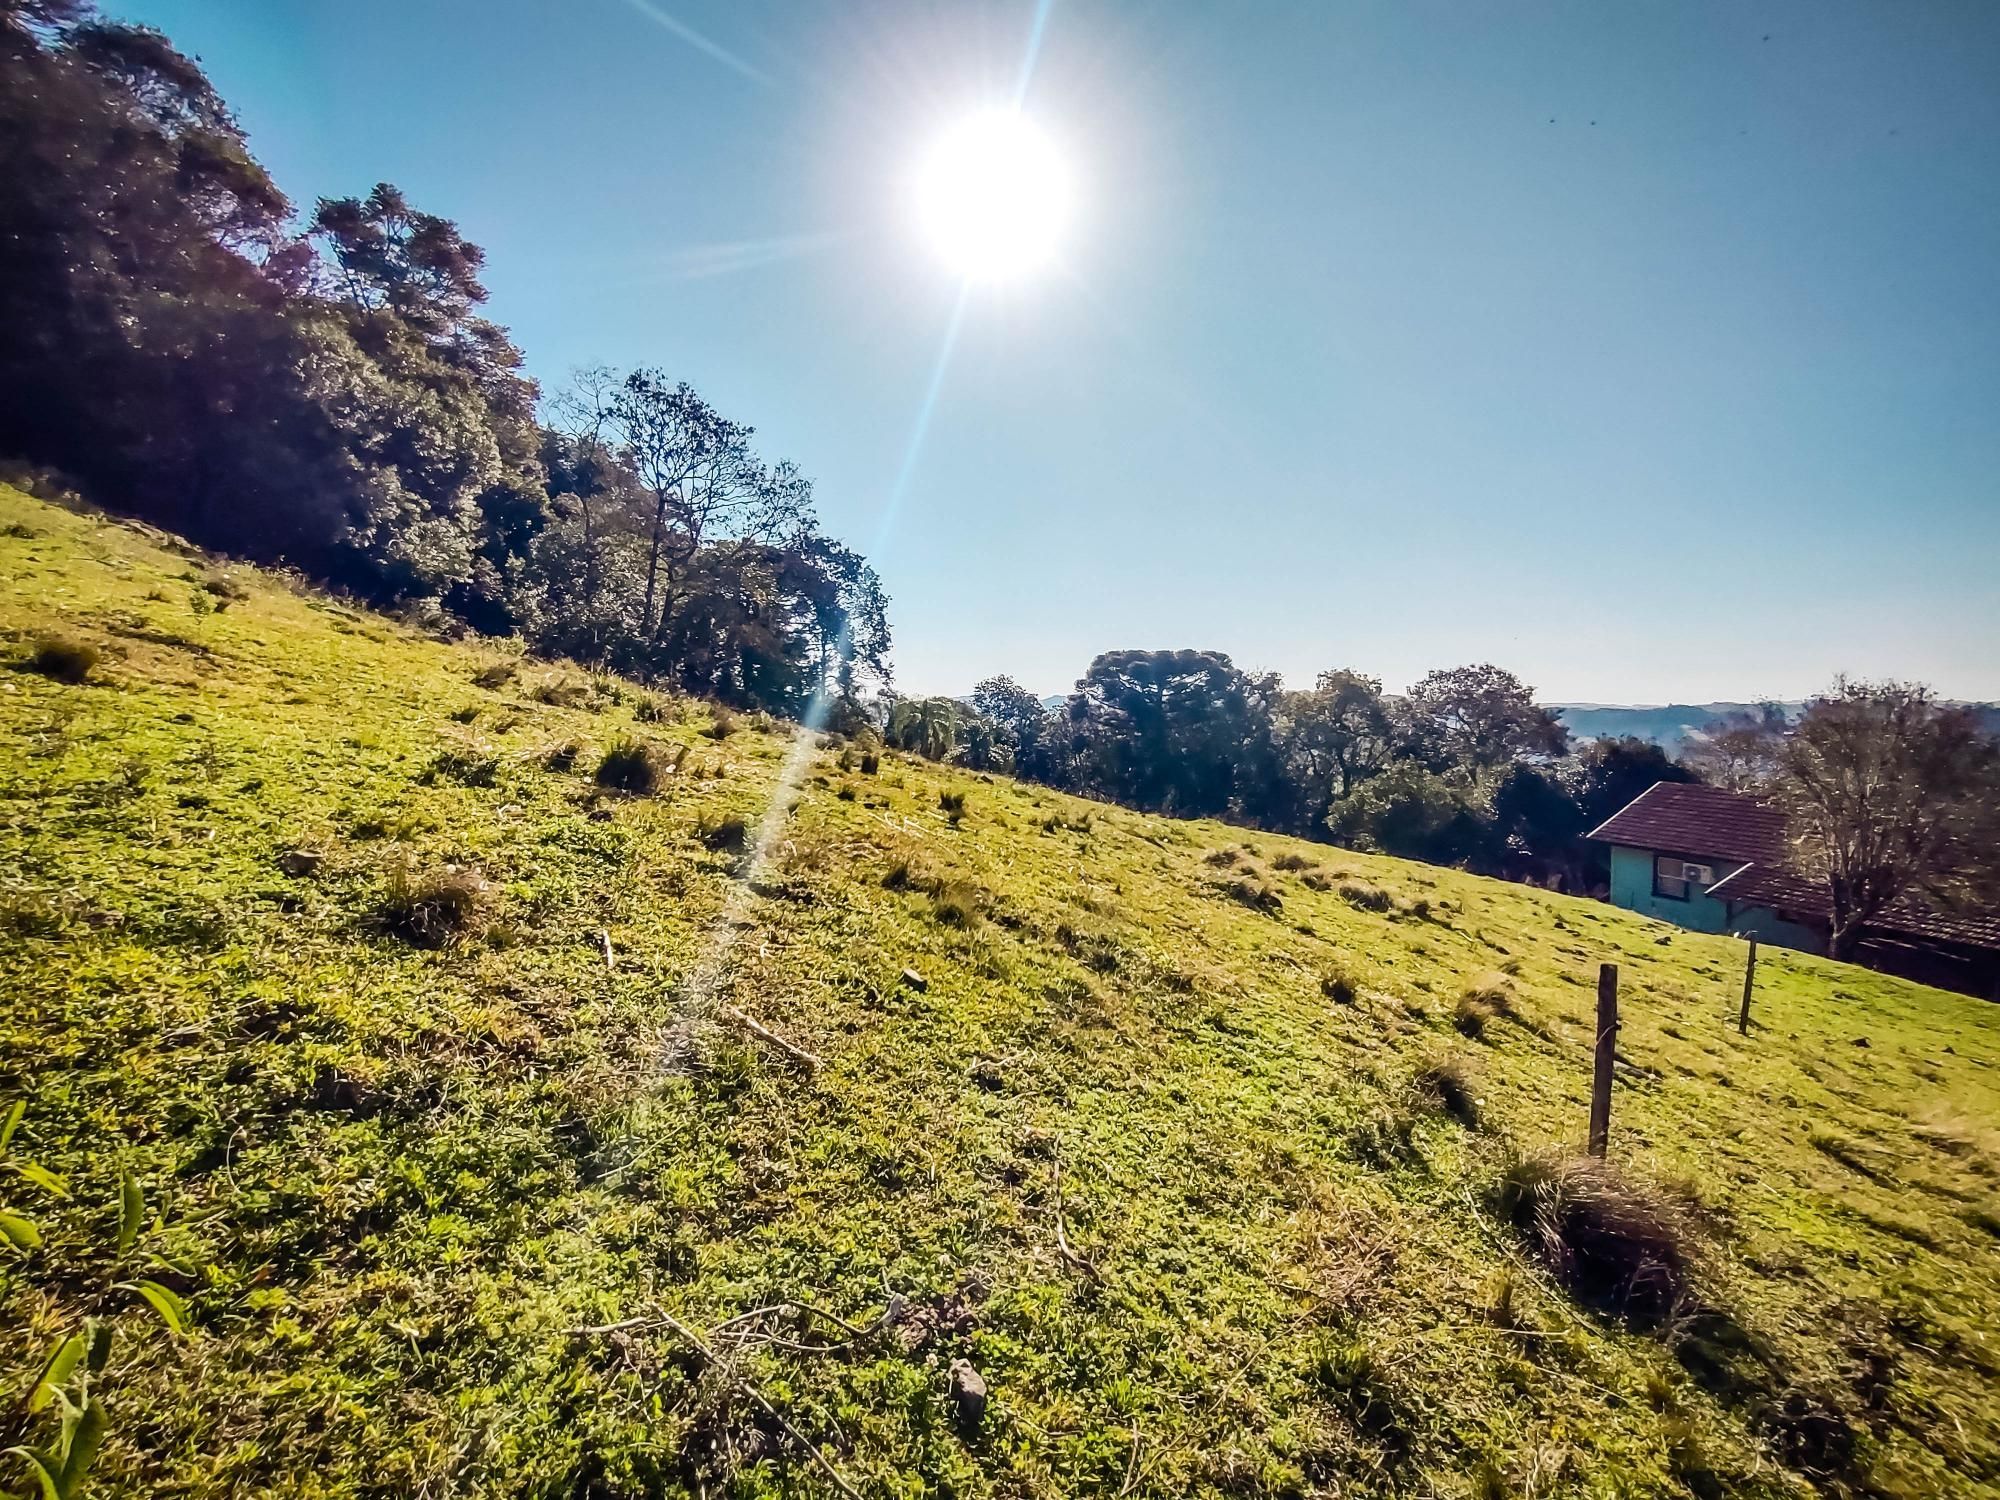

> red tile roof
[1706,863,2000,951]
[1584,782,1790,865]
[1591,781,2000,954]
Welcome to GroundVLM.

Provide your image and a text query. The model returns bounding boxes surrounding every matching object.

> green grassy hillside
[2,486,1997,1499]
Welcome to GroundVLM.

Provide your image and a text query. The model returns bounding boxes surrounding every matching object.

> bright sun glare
[916,110,1072,281]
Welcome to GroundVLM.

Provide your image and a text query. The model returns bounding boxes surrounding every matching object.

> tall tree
[1276,669,1393,833]
[607,372,795,642]
[1065,650,1281,821]
[972,675,1055,779]
[1402,664,1569,779]
[1774,679,2000,961]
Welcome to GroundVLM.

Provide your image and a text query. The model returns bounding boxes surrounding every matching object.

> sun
[915,110,1072,281]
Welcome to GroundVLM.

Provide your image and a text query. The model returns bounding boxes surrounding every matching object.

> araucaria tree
[1774,679,2000,961]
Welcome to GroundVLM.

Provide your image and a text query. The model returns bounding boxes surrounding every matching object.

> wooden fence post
[1738,937,1757,1035]
[1589,963,1618,1158]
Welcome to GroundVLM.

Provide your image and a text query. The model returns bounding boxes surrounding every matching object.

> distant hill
[1549,703,1797,756]
[1553,701,2000,757]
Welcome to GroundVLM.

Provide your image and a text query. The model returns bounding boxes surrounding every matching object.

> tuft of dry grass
[1413,1054,1482,1127]
[703,707,738,739]
[1453,975,1517,1039]
[697,812,750,854]
[1320,966,1358,1005]
[1338,880,1392,913]
[472,659,517,689]
[931,879,985,928]
[1223,876,1282,914]
[542,740,582,773]
[26,633,98,684]
[595,737,670,794]
[377,861,493,948]
[1495,1152,1697,1327]
[529,674,593,708]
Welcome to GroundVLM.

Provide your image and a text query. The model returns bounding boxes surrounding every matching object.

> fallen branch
[1052,1157,1104,1283]
[720,1005,821,1072]
[562,1313,662,1337]
[1118,1421,1143,1497]
[655,1309,865,1500]
[711,1300,872,1339]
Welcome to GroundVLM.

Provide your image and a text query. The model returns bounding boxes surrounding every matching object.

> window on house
[1653,854,1691,901]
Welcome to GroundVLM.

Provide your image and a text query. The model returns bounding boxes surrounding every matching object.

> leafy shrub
[26,634,98,684]
[1494,1153,1695,1327]
[595,738,668,793]
[377,862,492,948]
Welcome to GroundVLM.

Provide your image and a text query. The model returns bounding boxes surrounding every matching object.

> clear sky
[116,1,2000,703]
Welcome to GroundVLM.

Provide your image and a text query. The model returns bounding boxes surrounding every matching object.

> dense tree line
[0,2,887,718]
[884,654,1681,888]
[893,660,2000,935]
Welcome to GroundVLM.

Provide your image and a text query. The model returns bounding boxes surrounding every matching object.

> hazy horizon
[118,0,2000,703]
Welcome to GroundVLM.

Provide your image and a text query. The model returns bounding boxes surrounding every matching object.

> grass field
[1,484,1997,1498]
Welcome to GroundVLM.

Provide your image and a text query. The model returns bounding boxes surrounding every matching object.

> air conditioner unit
[1681,862,1714,885]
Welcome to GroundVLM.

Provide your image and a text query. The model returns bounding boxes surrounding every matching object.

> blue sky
[120,1,2000,702]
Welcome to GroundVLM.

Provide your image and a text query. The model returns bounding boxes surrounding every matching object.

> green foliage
[3,1107,200,1500]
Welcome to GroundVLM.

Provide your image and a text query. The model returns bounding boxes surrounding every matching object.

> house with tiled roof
[1587,781,2000,997]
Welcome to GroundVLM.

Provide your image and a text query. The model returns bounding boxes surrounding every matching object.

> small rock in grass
[278,849,324,878]
[969,1058,1004,1091]
[948,1359,987,1429]
[901,967,928,992]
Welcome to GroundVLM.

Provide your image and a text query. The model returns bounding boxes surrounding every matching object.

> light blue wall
[1605,845,1827,955]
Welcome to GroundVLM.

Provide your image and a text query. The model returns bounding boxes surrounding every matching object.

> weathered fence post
[1589,963,1618,1158]
[1738,937,1757,1035]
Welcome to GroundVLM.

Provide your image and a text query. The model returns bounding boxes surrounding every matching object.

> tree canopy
[0,5,889,719]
